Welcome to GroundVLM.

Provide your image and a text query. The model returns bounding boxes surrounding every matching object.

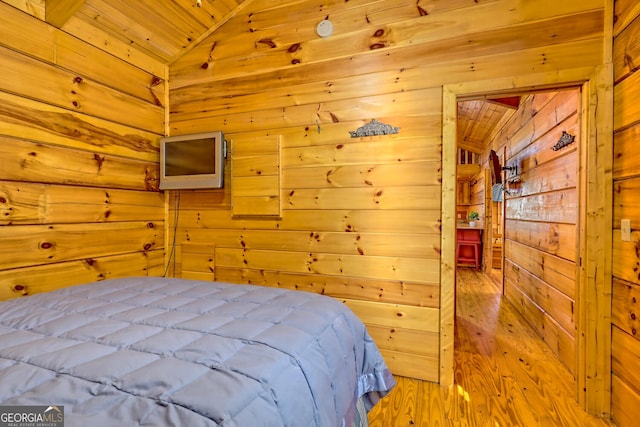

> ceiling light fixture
[316,19,333,38]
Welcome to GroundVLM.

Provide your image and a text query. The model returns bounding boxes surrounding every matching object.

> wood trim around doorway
[440,65,613,417]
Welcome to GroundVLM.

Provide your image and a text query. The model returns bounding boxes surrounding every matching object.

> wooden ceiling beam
[45,0,86,28]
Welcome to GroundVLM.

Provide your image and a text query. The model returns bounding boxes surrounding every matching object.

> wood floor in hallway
[367,268,616,426]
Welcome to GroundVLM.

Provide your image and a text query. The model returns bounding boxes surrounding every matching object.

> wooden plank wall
[611,0,640,425]
[481,90,581,374]
[167,0,604,381]
[0,2,166,300]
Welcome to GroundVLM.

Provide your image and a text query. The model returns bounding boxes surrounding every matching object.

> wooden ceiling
[38,0,249,63]
[457,98,519,155]
[17,0,517,154]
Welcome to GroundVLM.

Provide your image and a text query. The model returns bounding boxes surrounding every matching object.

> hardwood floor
[368,268,616,426]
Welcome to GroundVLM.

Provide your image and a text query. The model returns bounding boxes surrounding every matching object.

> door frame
[440,65,613,417]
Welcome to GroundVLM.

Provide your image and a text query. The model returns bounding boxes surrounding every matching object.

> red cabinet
[456,228,482,270]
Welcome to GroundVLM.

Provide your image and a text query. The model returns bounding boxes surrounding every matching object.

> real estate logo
[0,405,64,427]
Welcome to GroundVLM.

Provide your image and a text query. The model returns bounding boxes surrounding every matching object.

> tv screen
[159,131,225,190]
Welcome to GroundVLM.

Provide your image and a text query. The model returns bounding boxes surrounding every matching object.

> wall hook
[552,131,575,151]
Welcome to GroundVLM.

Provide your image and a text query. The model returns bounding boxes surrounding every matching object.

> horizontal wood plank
[612,278,640,337]
[171,228,440,259]
[0,251,164,301]
[215,248,441,284]
[283,160,441,188]
[174,208,442,234]
[504,219,577,262]
[0,136,158,191]
[612,230,640,285]
[0,45,164,133]
[614,123,640,180]
[284,185,442,210]
[343,298,440,333]
[0,221,163,270]
[0,91,160,162]
[213,267,440,308]
[504,240,576,298]
[0,181,163,225]
[612,373,640,427]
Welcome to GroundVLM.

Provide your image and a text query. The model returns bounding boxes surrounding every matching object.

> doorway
[454,99,516,289]
[440,71,613,416]
[455,88,581,374]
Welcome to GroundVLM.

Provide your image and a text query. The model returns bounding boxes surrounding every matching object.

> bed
[0,277,395,426]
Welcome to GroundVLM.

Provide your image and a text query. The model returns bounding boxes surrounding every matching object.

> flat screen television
[159,131,226,190]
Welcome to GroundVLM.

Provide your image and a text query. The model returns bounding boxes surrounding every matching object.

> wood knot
[40,242,53,249]
[258,38,277,48]
[288,43,301,53]
[94,153,105,170]
[370,42,386,50]
[14,284,25,291]
[291,58,301,65]
[201,62,209,69]
[373,29,384,37]
[74,76,83,84]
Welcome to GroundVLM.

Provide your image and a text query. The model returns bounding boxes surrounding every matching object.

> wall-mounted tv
[159,131,226,190]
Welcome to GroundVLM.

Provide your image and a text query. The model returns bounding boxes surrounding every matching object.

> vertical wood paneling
[612,1,640,425]
[440,86,458,386]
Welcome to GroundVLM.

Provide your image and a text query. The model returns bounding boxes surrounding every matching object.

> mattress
[0,277,395,426]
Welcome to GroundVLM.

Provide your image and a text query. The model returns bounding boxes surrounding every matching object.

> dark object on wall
[552,131,576,151]
[489,150,502,185]
[502,163,518,180]
[349,119,399,137]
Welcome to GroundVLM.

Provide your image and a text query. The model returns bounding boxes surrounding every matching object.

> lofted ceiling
[457,98,519,155]
[17,0,516,159]
[456,97,519,179]
[40,0,249,63]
